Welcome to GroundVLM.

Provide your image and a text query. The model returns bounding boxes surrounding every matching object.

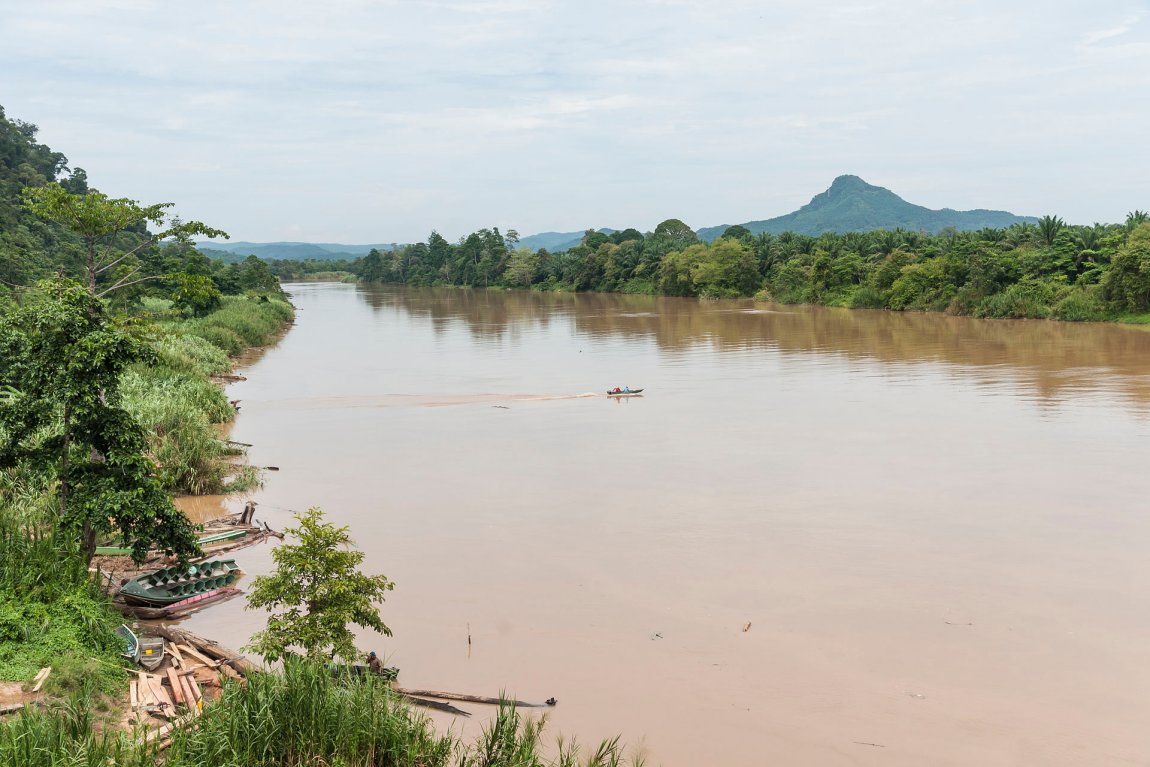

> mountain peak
[826,174,873,193]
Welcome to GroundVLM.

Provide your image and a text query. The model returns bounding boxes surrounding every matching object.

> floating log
[395,688,551,708]
[399,694,470,717]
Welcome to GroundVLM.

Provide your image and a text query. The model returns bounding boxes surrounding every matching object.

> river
[182,282,1150,766]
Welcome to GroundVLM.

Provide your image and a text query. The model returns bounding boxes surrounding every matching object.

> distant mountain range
[197,241,399,262]
[199,176,1037,259]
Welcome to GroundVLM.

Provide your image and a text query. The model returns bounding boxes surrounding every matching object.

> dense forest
[346,213,1150,322]
[0,105,279,303]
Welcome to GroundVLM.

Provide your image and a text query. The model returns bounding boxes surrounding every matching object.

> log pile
[128,628,256,747]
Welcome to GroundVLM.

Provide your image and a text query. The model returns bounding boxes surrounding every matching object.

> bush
[974,278,1056,319]
[847,285,885,309]
[1052,285,1109,322]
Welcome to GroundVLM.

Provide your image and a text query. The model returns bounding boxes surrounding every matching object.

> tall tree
[23,183,227,296]
[0,280,201,562]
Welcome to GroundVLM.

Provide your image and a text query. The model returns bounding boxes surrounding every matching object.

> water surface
[185,283,1150,766]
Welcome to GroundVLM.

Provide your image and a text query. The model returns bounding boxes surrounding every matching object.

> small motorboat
[115,624,166,671]
[118,559,242,606]
[606,388,644,397]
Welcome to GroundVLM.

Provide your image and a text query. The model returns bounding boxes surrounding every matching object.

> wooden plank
[147,675,173,710]
[189,677,203,704]
[167,643,184,666]
[178,643,215,668]
[165,669,185,705]
[130,679,139,708]
[30,666,52,693]
[180,675,196,710]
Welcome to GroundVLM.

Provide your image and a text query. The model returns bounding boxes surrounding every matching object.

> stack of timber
[129,628,254,747]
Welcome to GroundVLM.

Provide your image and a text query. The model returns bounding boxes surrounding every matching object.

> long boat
[606,388,644,396]
[118,559,242,606]
[95,529,248,556]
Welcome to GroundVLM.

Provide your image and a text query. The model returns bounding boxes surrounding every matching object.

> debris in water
[853,741,885,748]
[650,632,663,640]
[742,622,752,632]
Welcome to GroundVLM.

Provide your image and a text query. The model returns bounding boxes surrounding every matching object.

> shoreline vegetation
[265,216,1150,325]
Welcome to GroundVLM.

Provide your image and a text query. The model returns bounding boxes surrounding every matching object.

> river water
[183,282,1150,766]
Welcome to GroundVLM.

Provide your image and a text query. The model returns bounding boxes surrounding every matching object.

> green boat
[119,559,242,606]
[96,529,248,556]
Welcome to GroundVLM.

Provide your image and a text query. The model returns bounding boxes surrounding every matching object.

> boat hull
[606,388,644,396]
[119,559,242,606]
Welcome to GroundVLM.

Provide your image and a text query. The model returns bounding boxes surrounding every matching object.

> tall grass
[0,698,146,767]
[0,661,643,767]
[167,661,454,766]
[181,296,294,355]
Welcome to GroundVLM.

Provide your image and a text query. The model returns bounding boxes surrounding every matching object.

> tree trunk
[59,404,71,517]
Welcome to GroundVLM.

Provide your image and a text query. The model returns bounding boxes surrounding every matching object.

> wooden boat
[118,559,242,606]
[115,624,166,670]
[96,529,248,556]
[329,662,399,682]
[606,388,644,397]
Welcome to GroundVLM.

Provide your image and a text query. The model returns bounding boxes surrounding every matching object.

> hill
[696,175,1037,240]
[518,228,616,253]
[197,241,398,262]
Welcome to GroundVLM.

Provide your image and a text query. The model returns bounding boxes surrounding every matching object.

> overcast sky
[1,0,1148,243]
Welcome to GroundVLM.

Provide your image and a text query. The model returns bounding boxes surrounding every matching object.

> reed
[181,296,294,355]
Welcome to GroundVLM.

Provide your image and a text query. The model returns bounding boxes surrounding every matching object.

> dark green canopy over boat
[119,559,242,606]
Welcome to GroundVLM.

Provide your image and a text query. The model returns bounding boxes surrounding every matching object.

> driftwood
[395,688,552,708]
[399,693,470,717]
[0,703,25,716]
[148,626,259,677]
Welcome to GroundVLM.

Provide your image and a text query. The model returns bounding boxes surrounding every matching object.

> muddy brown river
[182,282,1150,766]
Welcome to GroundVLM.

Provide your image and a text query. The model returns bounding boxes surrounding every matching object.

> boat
[115,624,166,670]
[118,559,242,606]
[329,663,400,682]
[96,529,248,556]
[606,388,644,397]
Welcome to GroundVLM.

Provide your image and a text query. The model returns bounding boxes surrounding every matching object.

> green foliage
[1052,285,1109,322]
[0,279,200,563]
[246,508,395,663]
[1101,224,1150,312]
[171,272,223,316]
[0,519,125,692]
[973,278,1056,319]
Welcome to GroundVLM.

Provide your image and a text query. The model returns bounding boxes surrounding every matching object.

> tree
[1037,215,1065,247]
[171,273,223,316]
[246,507,395,663]
[0,279,201,563]
[1102,224,1150,311]
[22,183,227,296]
[505,247,542,287]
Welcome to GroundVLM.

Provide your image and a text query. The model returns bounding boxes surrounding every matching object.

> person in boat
[613,386,621,393]
[367,650,386,675]
[623,385,630,393]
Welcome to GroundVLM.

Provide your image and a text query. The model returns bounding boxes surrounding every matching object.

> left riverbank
[0,290,294,720]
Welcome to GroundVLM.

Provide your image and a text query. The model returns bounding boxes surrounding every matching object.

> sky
[1,0,1148,243]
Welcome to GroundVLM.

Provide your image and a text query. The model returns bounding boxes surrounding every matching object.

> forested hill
[198,241,398,262]
[696,175,1038,240]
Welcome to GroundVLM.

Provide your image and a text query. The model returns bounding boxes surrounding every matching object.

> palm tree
[1127,210,1149,231]
[1037,215,1065,247]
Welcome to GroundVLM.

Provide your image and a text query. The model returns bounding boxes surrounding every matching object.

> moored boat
[115,624,166,670]
[118,559,242,606]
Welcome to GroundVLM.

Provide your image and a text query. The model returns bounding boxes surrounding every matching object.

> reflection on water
[356,285,1150,411]
[185,282,1150,767]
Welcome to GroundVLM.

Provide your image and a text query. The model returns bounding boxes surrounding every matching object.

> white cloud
[0,0,1148,241]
